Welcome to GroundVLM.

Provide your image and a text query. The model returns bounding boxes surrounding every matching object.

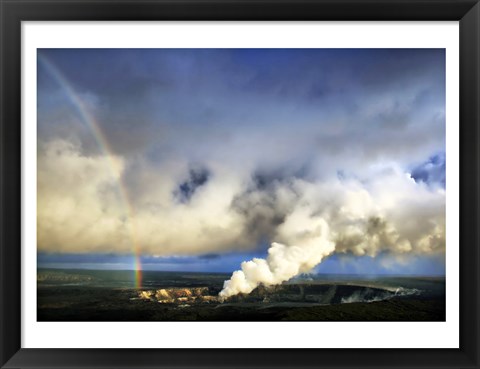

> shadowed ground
[37,269,445,322]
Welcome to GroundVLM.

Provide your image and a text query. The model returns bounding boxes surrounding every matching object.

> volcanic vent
[137,283,420,305]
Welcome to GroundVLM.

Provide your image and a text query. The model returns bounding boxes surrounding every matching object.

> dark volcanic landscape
[37,269,446,322]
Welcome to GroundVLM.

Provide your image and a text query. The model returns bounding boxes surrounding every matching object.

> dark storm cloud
[38,49,445,173]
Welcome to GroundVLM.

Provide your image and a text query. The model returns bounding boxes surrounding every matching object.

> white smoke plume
[220,208,335,298]
[219,171,445,298]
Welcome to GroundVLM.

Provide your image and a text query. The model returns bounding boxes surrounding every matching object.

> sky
[37,49,446,275]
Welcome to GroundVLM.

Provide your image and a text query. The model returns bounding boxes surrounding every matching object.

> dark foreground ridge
[37,269,446,321]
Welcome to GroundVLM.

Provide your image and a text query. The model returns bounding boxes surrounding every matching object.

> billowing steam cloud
[220,208,335,297]
[220,172,445,298]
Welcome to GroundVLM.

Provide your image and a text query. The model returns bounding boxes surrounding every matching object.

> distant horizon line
[37,266,446,278]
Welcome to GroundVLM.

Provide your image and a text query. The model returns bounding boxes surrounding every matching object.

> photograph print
[37,48,446,322]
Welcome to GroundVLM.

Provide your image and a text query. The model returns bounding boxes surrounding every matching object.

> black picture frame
[1,1,479,368]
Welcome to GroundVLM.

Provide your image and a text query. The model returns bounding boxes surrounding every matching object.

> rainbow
[38,54,143,288]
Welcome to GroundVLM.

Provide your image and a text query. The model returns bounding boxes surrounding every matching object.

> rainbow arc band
[38,54,143,288]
